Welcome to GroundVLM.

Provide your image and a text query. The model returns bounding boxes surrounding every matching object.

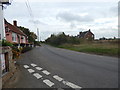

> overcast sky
[4,0,118,41]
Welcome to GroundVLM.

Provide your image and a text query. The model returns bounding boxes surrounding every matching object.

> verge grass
[58,43,119,57]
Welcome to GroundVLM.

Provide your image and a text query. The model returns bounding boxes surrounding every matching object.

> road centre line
[33,73,42,79]
[62,81,82,89]
[53,75,63,82]
[35,67,42,70]
[43,79,54,87]
[28,69,35,73]
[42,70,50,75]
[31,63,37,67]
[23,65,29,69]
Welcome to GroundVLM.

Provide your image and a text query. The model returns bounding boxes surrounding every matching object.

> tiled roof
[79,30,94,38]
[80,31,88,38]
[4,19,27,36]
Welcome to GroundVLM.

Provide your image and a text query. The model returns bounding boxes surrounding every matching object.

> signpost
[0,0,10,89]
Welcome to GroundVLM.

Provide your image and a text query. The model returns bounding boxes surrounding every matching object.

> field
[58,42,119,57]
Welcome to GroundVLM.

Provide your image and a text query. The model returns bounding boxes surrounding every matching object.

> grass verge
[57,43,119,57]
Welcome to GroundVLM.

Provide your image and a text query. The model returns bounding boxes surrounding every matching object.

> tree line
[18,26,40,46]
[45,32,81,46]
[18,26,37,43]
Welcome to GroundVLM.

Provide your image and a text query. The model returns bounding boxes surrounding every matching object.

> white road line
[31,63,37,67]
[53,75,63,82]
[43,79,54,87]
[62,81,82,89]
[35,67,42,70]
[33,73,42,79]
[23,65,29,69]
[42,70,50,75]
[28,69,35,73]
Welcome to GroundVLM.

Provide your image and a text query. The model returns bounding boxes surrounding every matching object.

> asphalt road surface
[11,44,118,89]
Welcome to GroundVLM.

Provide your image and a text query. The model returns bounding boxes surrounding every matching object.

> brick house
[78,29,94,40]
[4,20,28,46]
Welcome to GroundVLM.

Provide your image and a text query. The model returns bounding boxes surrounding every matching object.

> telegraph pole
[0,2,4,90]
[0,1,11,90]
[0,3,5,41]
[37,28,39,42]
[0,0,11,41]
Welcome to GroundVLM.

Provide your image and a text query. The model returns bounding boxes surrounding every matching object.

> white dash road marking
[33,73,42,79]
[23,65,29,69]
[35,67,42,70]
[28,69,35,73]
[31,63,37,67]
[62,81,82,89]
[43,79,54,87]
[53,75,63,82]
[42,70,50,75]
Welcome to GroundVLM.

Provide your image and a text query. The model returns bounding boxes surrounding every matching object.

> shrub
[1,39,13,46]
[12,46,21,59]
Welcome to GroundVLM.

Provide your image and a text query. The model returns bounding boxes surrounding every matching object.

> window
[22,36,26,43]
[12,32,17,42]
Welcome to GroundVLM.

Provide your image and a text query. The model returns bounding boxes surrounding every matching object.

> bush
[45,32,80,46]
[12,46,21,59]
[21,47,33,53]
[1,39,13,46]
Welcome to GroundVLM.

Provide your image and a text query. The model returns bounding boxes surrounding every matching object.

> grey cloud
[70,23,76,29]
[56,11,94,23]
[29,20,48,25]
[110,6,118,16]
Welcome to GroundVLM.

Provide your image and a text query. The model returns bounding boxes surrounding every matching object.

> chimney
[88,29,91,32]
[79,32,82,35]
[13,20,17,26]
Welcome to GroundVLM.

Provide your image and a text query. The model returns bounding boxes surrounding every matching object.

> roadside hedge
[1,39,13,46]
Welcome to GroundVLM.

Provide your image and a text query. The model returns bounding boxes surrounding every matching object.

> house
[78,29,94,40]
[4,20,28,47]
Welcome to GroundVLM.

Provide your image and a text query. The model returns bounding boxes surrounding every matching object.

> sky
[4,0,118,41]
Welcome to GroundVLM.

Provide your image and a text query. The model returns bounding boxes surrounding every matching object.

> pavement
[3,44,118,89]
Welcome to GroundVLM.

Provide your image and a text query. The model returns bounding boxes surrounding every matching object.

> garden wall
[0,46,16,87]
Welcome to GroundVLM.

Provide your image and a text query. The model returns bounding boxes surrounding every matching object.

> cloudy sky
[4,0,118,41]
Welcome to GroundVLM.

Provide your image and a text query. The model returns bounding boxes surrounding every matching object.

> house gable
[78,29,94,40]
[4,19,28,44]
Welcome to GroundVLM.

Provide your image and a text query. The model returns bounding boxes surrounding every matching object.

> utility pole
[0,0,10,90]
[0,3,5,41]
[37,28,39,42]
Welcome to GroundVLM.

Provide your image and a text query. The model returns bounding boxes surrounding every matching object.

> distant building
[78,29,94,40]
[4,19,28,46]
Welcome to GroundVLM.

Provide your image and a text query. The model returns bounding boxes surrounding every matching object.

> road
[10,44,118,89]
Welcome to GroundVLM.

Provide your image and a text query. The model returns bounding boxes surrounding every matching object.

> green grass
[58,43,119,57]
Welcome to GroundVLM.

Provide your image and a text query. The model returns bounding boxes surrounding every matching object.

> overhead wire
[24,0,40,41]
[25,0,37,28]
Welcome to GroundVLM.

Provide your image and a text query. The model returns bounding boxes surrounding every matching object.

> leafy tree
[18,26,37,43]
[45,32,80,46]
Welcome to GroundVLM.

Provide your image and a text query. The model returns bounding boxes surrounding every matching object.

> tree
[18,26,37,43]
[45,32,80,46]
